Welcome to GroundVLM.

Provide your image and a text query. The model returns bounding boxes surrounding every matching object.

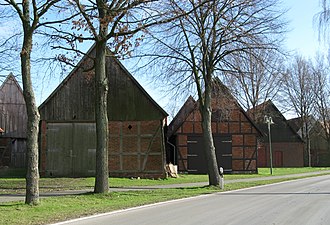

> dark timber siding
[39,47,167,178]
[0,75,27,138]
[39,50,165,121]
[0,74,27,168]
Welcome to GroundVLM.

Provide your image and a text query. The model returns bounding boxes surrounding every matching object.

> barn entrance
[45,123,96,177]
[187,135,232,174]
[274,151,283,167]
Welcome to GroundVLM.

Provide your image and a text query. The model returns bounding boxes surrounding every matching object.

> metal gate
[46,123,96,177]
[187,135,232,174]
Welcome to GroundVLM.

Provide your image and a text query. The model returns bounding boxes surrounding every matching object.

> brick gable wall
[175,107,259,173]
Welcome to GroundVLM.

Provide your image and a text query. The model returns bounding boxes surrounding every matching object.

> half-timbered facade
[167,79,261,174]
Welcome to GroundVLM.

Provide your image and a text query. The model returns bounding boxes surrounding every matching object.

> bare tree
[317,0,330,42]
[283,55,316,166]
[223,48,285,116]
[311,1,330,164]
[0,0,63,205]
[140,0,285,186]
[48,0,178,193]
[313,54,330,162]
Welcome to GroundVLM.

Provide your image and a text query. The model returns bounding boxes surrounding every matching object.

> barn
[288,116,330,166]
[248,100,304,167]
[39,46,168,178]
[167,79,262,174]
[0,74,27,168]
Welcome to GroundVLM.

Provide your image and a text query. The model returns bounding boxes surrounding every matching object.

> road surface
[54,175,330,225]
[3,170,330,203]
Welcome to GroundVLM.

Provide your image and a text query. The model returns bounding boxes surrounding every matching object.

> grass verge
[1,172,330,225]
[1,167,330,195]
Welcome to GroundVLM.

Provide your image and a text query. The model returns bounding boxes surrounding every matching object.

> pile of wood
[165,163,178,178]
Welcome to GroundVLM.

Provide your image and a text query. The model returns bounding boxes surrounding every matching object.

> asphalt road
[3,170,330,203]
[55,175,330,225]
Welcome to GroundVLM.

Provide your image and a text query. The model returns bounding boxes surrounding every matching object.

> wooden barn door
[46,123,96,177]
[274,151,283,167]
[187,136,207,174]
[214,135,232,173]
[46,123,72,176]
[72,123,96,176]
[187,135,232,174]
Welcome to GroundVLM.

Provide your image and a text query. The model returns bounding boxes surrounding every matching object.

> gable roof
[167,96,196,137]
[39,45,168,119]
[38,47,95,110]
[0,73,24,103]
[287,116,316,133]
[109,52,168,118]
[286,117,302,133]
[288,116,326,139]
[167,78,262,137]
[0,73,27,138]
[247,100,304,143]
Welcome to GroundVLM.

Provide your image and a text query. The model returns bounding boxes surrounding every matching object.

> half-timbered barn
[167,79,262,174]
[39,47,168,178]
[0,74,27,168]
[248,100,304,167]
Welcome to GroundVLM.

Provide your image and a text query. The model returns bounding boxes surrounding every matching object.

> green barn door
[46,123,96,177]
[72,123,96,176]
[46,123,73,176]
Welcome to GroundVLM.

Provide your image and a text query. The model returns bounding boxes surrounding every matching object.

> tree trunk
[21,35,40,205]
[307,132,311,167]
[199,89,220,187]
[94,40,109,193]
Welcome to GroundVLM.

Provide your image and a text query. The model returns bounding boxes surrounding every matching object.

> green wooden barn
[39,46,168,178]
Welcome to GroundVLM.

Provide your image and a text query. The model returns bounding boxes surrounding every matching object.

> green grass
[1,167,330,195]
[257,167,330,176]
[0,187,220,225]
[1,172,329,225]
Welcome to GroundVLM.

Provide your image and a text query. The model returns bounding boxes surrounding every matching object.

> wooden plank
[72,123,96,176]
[40,50,166,122]
[0,75,27,138]
[46,123,72,176]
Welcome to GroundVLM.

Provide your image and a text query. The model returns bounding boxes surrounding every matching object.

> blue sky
[1,1,327,116]
[283,0,326,58]
[136,1,328,117]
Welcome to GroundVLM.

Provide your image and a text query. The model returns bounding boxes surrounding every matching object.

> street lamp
[264,115,274,175]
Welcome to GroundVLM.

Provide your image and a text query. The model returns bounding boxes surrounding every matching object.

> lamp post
[264,116,274,175]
